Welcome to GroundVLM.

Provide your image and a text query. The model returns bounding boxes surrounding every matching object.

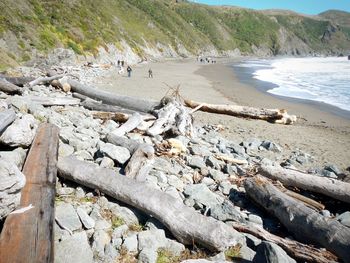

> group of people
[116,59,153,78]
[197,56,217,64]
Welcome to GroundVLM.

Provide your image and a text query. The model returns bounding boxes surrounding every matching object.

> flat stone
[205,156,223,170]
[0,147,27,168]
[167,174,184,191]
[56,187,75,196]
[58,142,74,157]
[55,203,82,232]
[253,241,296,263]
[184,183,224,209]
[244,233,262,249]
[112,224,129,239]
[76,207,95,229]
[209,169,228,182]
[240,245,256,261]
[219,181,233,195]
[99,142,130,165]
[210,200,244,222]
[187,156,206,169]
[122,234,138,253]
[55,231,93,263]
[0,160,26,220]
[92,229,111,258]
[248,214,263,225]
[99,156,115,168]
[189,144,212,156]
[336,211,350,227]
[109,203,140,226]
[201,177,216,186]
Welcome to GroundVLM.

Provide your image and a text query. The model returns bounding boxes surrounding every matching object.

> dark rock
[261,141,282,153]
[253,241,296,263]
[324,164,341,175]
[205,156,223,170]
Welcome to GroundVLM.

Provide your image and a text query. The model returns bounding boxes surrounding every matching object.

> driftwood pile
[0,66,349,263]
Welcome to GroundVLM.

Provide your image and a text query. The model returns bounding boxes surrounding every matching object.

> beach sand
[95,59,350,170]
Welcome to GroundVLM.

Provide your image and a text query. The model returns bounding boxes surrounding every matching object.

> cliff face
[0,0,349,69]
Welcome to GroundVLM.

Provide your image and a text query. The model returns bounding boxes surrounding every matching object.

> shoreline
[95,58,350,170]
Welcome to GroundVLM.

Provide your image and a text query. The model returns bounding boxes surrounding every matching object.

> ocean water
[236,57,350,112]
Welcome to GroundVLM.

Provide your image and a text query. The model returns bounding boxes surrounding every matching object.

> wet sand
[95,59,350,170]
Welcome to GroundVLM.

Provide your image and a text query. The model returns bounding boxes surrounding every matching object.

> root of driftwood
[185,99,297,124]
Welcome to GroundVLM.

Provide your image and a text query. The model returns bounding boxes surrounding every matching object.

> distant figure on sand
[117,60,120,66]
[121,60,125,67]
[148,68,153,78]
[127,66,132,77]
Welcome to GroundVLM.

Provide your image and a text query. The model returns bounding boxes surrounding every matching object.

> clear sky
[192,1,350,15]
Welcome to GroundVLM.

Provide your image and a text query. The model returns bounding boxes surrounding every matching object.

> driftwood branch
[184,99,297,124]
[110,112,143,137]
[125,144,155,181]
[106,134,141,154]
[68,79,159,113]
[22,96,80,106]
[0,109,16,134]
[0,79,22,94]
[57,156,244,251]
[244,176,350,262]
[260,163,350,204]
[0,123,59,263]
[230,222,338,263]
[28,73,66,87]
[0,75,34,87]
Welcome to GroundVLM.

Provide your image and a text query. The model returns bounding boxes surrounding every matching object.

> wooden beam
[0,123,59,263]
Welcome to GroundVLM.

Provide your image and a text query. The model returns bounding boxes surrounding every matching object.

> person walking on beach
[127,66,132,77]
[148,68,153,78]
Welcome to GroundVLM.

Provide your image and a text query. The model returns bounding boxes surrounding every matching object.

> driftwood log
[68,79,159,113]
[230,222,338,263]
[0,79,22,94]
[0,109,16,134]
[0,75,34,87]
[22,96,80,106]
[260,163,350,204]
[125,144,155,181]
[0,123,59,263]
[110,112,143,137]
[28,73,66,87]
[184,99,296,124]
[57,156,244,251]
[244,176,350,262]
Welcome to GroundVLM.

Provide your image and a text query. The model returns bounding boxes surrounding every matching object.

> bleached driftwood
[23,96,80,106]
[91,111,129,122]
[0,79,22,94]
[0,124,59,263]
[110,112,143,137]
[68,79,159,113]
[57,156,244,251]
[106,134,141,154]
[0,109,16,134]
[244,176,350,262]
[125,144,155,181]
[214,154,248,165]
[230,222,337,263]
[0,75,34,87]
[28,73,66,87]
[184,99,297,124]
[260,163,350,204]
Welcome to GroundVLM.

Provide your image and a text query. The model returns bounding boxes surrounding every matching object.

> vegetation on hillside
[0,0,349,69]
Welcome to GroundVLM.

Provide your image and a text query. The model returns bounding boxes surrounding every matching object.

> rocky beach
[0,56,350,263]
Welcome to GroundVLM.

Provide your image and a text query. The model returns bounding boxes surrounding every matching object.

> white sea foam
[238,57,350,112]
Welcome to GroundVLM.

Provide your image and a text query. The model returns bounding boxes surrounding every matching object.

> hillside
[319,10,350,28]
[0,0,350,70]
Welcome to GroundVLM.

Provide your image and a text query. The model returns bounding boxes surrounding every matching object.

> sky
[192,1,350,15]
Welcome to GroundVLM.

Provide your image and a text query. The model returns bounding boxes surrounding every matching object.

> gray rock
[104,243,120,262]
[244,233,262,249]
[324,164,341,175]
[149,170,168,184]
[164,186,183,201]
[0,160,26,220]
[55,203,82,232]
[189,144,212,156]
[165,239,185,256]
[205,156,223,170]
[201,177,216,186]
[0,114,38,147]
[248,214,263,225]
[336,211,350,227]
[219,181,233,195]
[0,147,27,168]
[109,203,140,226]
[138,229,167,251]
[209,169,228,182]
[55,231,93,263]
[58,142,74,157]
[167,174,184,191]
[320,169,338,179]
[253,241,296,263]
[99,142,131,165]
[242,138,262,151]
[187,156,206,169]
[122,234,138,253]
[56,187,75,196]
[261,141,282,153]
[112,224,129,239]
[145,217,166,231]
[210,200,244,222]
[321,210,331,218]
[92,229,111,258]
[76,207,95,229]
[99,156,115,168]
[240,245,256,261]
[184,183,224,209]
[74,150,93,161]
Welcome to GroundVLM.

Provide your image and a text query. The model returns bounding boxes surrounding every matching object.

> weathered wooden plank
[0,123,59,263]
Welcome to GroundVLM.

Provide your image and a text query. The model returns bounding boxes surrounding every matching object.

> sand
[95,59,350,171]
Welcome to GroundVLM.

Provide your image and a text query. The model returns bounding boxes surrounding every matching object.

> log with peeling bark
[229,222,338,263]
[110,112,143,137]
[125,144,155,181]
[106,134,141,154]
[184,99,297,124]
[57,156,244,251]
[0,79,22,94]
[0,123,59,263]
[0,109,16,134]
[244,176,350,262]
[260,163,350,204]
[28,73,66,87]
[68,79,159,113]
[0,75,34,87]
